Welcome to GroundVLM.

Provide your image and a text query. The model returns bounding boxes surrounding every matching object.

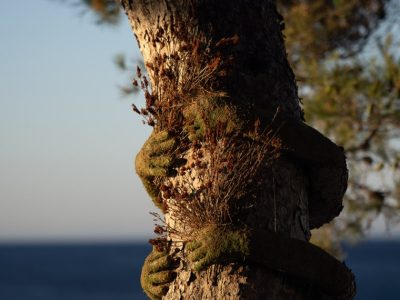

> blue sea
[0,241,399,300]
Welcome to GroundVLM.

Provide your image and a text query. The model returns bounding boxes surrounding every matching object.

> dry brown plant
[130,15,238,134]
[164,129,282,241]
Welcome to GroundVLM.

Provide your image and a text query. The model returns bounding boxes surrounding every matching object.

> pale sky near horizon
[0,0,154,241]
[0,0,398,242]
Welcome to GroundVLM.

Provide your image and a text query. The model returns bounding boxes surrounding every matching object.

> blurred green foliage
[279,0,400,253]
[79,0,121,24]
[78,0,400,253]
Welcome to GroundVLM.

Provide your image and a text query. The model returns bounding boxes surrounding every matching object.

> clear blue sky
[0,0,398,242]
[0,0,154,241]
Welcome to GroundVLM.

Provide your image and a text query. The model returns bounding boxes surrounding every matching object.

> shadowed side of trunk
[121,0,351,299]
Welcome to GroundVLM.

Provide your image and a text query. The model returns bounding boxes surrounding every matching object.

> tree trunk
[164,157,313,300]
[121,0,348,299]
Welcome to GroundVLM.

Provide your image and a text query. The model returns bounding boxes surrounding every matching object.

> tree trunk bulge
[121,0,353,299]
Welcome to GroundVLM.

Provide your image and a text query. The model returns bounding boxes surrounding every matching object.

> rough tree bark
[121,0,352,299]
